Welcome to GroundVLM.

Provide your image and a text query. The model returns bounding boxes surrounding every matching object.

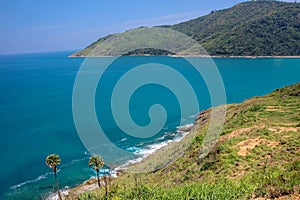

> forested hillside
[170,0,300,56]
[71,0,300,57]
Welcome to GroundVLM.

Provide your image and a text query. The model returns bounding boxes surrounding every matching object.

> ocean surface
[0,51,299,199]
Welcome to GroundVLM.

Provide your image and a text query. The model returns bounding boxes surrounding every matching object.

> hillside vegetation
[67,83,300,199]
[171,0,300,56]
[71,0,300,57]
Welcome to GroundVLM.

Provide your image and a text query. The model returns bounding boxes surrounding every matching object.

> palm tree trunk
[54,168,63,200]
[104,175,108,197]
[96,170,101,188]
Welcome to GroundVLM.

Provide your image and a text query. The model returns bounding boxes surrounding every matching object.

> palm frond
[46,154,61,168]
[88,155,104,170]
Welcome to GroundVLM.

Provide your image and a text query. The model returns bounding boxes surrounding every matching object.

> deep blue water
[0,51,299,199]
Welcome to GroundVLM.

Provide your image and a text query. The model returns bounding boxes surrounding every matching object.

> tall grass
[77,161,299,200]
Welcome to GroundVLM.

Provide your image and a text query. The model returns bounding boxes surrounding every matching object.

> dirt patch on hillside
[66,178,101,198]
[265,106,285,112]
[253,192,300,200]
[234,138,278,156]
[221,124,298,144]
[268,126,299,133]
[220,124,265,142]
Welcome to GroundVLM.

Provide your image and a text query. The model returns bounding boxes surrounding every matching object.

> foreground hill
[71,0,300,57]
[67,83,300,199]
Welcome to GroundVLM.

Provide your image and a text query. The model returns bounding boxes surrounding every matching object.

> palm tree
[46,154,62,200]
[88,155,104,188]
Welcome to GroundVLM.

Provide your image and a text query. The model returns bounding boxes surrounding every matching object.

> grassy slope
[71,1,300,57]
[70,82,300,199]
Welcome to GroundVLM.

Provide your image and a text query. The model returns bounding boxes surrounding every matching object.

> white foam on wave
[189,114,197,118]
[46,189,69,200]
[88,168,118,180]
[176,123,194,129]
[9,157,87,191]
[174,131,190,142]
[155,132,176,142]
[10,173,49,190]
[136,140,171,157]
[126,146,142,153]
[119,140,179,169]
[117,157,144,168]
[120,122,193,169]
[60,157,87,169]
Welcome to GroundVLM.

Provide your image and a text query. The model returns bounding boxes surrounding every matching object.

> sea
[0,51,299,199]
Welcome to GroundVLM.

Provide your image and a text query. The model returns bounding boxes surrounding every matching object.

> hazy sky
[0,0,298,54]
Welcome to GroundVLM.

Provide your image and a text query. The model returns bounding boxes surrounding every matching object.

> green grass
[77,163,299,200]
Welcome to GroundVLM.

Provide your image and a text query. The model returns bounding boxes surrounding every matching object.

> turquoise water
[0,51,300,199]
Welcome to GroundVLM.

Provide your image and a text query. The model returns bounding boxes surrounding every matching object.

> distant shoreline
[179,55,300,59]
[69,54,300,59]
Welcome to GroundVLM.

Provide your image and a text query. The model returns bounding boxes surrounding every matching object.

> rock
[178,126,193,132]
[194,109,209,125]
[286,147,296,151]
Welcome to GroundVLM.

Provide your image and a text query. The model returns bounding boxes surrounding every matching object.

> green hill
[71,0,300,57]
[170,0,300,56]
[67,83,300,199]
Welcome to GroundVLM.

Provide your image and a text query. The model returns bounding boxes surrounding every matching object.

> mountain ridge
[71,0,300,57]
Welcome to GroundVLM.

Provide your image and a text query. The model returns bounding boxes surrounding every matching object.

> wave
[9,157,87,191]
[136,140,171,157]
[155,131,176,142]
[119,122,193,169]
[84,150,92,156]
[126,146,142,153]
[9,173,49,190]
[60,157,87,169]
[189,114,197,118]
[176,123,194,130]
[46,189,69,200]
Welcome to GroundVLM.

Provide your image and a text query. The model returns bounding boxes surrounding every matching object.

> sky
[0,0,298,54]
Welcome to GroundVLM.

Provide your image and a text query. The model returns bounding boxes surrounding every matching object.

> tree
[46,154,62,200]
[88,155,104,188]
